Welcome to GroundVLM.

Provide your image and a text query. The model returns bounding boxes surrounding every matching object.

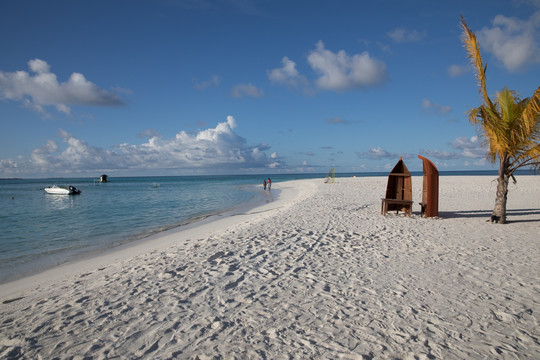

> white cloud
[447,64,469,77]
[231,83,264,98]
[193,75,220,90]
[387,28,426,43]
[422,99,451,115]
[356,147,398,159]
[0,159,18,169]
[267,56,309,89]
[266,152,281,169]
[307,41,387,91]
[451,135,487,158]
[30,140,60,166]
[419,136,487,161]
[226,115,237,129]
[268,57,298,83]
[269,41,386,93]
[0,59,124,116]
[0,116,278,177]
[477,11,540,71]
[358,137,485,164]
[29,59,50,73]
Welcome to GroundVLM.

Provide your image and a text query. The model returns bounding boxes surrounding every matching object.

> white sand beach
[1,175,539,359]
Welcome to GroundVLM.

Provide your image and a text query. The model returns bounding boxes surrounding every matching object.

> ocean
[0,170,527,284]
[0,174,324,284]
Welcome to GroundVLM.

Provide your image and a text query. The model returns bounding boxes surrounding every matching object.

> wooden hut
[381,158,413,216]
[418,155,439,217]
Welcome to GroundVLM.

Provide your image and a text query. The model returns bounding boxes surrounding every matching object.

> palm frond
[467,107,481,125]
[461,16,493,108]
[508,143,540,174]
[521,86,540,135]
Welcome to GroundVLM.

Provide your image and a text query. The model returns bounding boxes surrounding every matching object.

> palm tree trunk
[492,157,510,224]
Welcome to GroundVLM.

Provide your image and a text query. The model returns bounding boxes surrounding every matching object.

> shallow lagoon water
[0,174,326,283]
[1,176,257,283]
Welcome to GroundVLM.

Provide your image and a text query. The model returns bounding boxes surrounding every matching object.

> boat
[44,185,81,195]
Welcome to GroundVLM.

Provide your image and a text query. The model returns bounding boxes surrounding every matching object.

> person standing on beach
[263,179,267,190]
[267,178,271,190]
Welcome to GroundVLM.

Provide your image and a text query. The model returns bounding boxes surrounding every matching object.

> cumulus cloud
[231,83,264,98]
[353,136,487,169]
[477,11,540,71]
[266,152,282,169]
[269,41,387,93]
[267,56,310,90]
[0,59,124,116]
[422,99,451,115]
[358,137,485,163]
[451,135,487,158]
[0,116,278,177]
[307,41,387,91]
[387,28,426,43]
[27,130,121,171]
[419,136,487,161]
[268,57,299,84]
[0,159,18,169]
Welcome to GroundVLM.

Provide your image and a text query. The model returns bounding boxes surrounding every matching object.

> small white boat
[44,185,81,195]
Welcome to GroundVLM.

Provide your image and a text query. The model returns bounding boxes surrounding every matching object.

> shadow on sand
[439,208,540,223]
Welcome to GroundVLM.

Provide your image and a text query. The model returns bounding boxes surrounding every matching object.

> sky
[1,0,540,178]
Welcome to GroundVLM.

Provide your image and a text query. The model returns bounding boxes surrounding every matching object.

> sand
[0,175,539,359]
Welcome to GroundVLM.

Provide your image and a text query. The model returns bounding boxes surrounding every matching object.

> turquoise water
[0,174,325,283]
[0,170,527,284]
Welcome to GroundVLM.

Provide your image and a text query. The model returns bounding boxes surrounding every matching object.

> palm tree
[461,16,540,224]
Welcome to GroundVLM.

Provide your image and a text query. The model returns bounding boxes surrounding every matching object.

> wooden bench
[381,198,413,216]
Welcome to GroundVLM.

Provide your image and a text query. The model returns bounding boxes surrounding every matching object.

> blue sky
[1,0,539,177]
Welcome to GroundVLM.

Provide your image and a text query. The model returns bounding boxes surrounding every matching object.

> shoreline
[0,181,276,286]
[0,180,311,300]
[1,175,538,359]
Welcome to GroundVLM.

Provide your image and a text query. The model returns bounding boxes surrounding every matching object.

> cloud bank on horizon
[0,116,280,177]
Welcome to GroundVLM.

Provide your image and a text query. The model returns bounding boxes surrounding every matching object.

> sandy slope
[1,176,539,359]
